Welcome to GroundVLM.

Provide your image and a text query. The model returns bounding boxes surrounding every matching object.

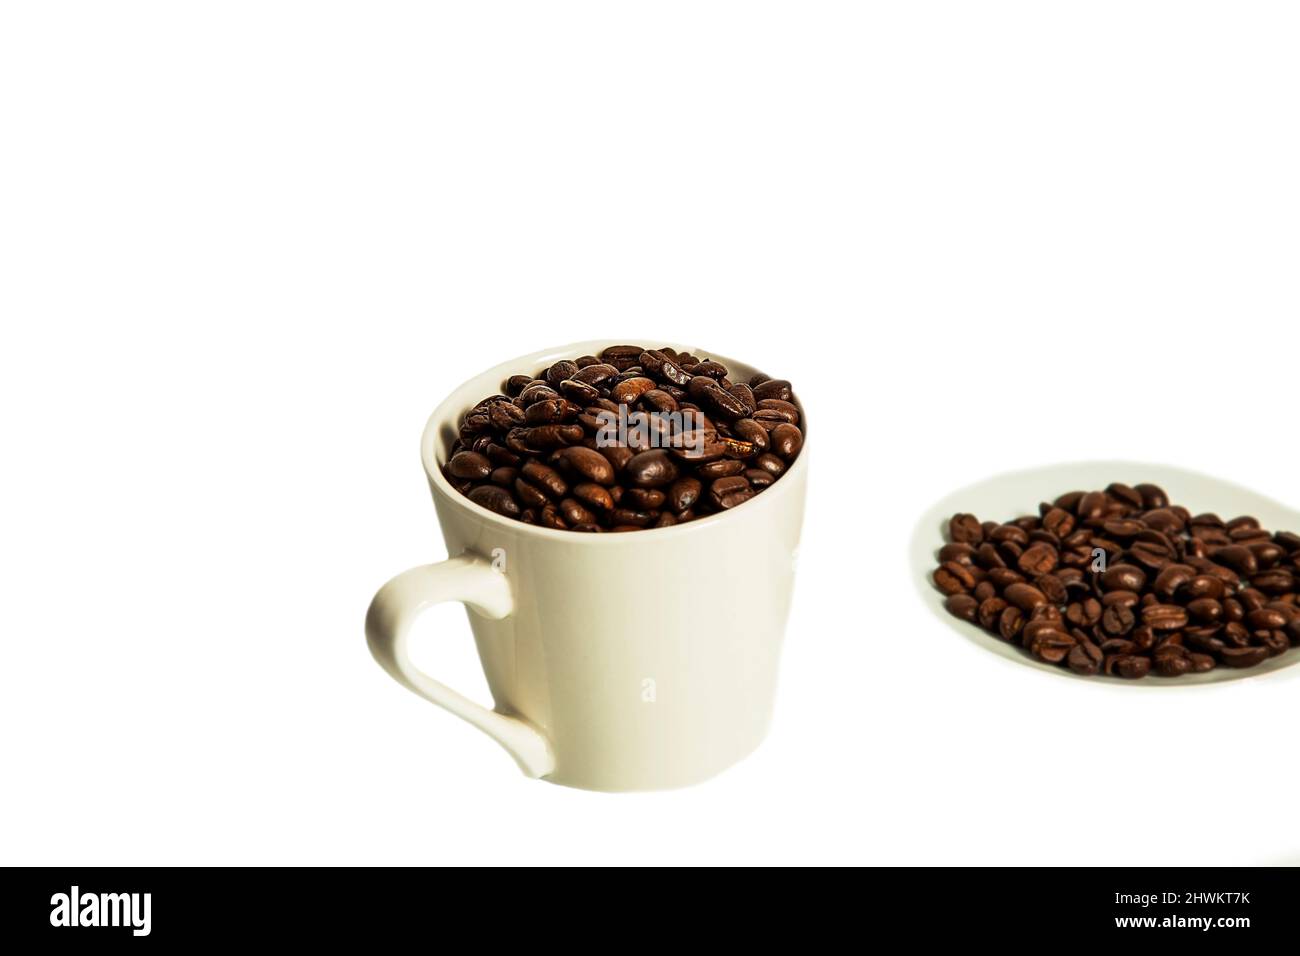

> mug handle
[364,554,555,778]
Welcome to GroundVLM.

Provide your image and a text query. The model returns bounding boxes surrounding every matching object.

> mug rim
[421,338,809,543]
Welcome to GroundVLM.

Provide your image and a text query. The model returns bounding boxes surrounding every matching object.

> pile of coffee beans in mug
[443,345,803,531]
[934,482,1300,678]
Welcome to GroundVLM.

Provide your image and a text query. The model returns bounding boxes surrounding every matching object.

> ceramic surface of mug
[365,340,809,791]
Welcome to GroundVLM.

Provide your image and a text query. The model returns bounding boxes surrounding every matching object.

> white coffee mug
[365,340,808,791]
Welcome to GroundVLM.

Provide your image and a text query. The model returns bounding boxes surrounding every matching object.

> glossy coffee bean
[468,484,520,518]
[447,450,492,481]
[554,446,615,485]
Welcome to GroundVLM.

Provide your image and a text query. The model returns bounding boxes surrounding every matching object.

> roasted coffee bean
[949,513,984,544]
[468,484,520,518]
[1114,655,1151,679]
[1182,574,1225,601]
[1018,543,1059,576]
[727,383,757,415]
[933,482,1300,678]
[1153,564,1195,599]
[559,498,596,526]
[1035,573,1068,605]
[668,476,702,512]
[572,483,614,512]
[1154,653,1193,677]
[447,450,493,481]
[554,445,616,485]
[1030,629,1075,664]
[935,562,977,595]
[1005,582,1048,611]
[1220,645,1269,668]
[514,478,549,509]
[1042,507,1076,538]
[1101,564,1147,592]
[639,350,692,387]
[1141,604,1189,631]
[710,475,754,509]
[1102,604,1136,636]
[520,460,567,499]
[1246,608,1288,631]
[625,449,679,488]
[978,597,1008,630]
[600,345,645,371]
[752,379,793,402]
[1067,640,1104,675]
[1186,597,1224,624]
[769,423,803,460]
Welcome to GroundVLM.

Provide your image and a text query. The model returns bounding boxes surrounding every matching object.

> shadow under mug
[364,340,808,791]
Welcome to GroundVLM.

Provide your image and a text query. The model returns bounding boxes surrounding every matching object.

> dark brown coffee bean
[1252,569,1295,594]
[731,417,770,453]
[624,488,665,510]
[572,483,614,512]
[998,606,1024,642]
[600,345,645,371]
[1101,564,1147,592]
[1114,655,1151,679]
[1135,483,1169,509]
[1185,598,1223,624]
[1017,543,1059,576]
[468,484,520,518]
[1041,507,1076,538]
[1141,604,1189,631]
[978,597,1009,630]
[1106,483,1145,509]
[934,562,977,595]
[514,478,549,509]
[609,507,655,527]
[446,450,492,480]
[1035,574,1068,605]
[1154,654,1192,677]
[1182,575,1225,601]
[710,475,754,509]
[1077,491,1108,519]
[635,349,690,387]
[727,383,757,415]
[559,497,596,526]
[611,376,656,406]
[554,446,616,485]
[1246,608,1288,630]
[520,460,567,499]
[1068,640,1104,675]
[666,476,702,512]
[1030,629,1075,664]
[1102,604,1136,636]
[1103,518,1146,539]
[748,378,790,402]
[949,513,984,544]
[1220,645,1269,668]
[769,423,803,460]
[616,449,675,488]
[1212,545,1257,577]
[1153,564,1195,599]
[1005,582,1048,611]
[639,388,679,413]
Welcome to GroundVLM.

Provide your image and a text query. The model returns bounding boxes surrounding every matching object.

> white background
[3,2,1298,865]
